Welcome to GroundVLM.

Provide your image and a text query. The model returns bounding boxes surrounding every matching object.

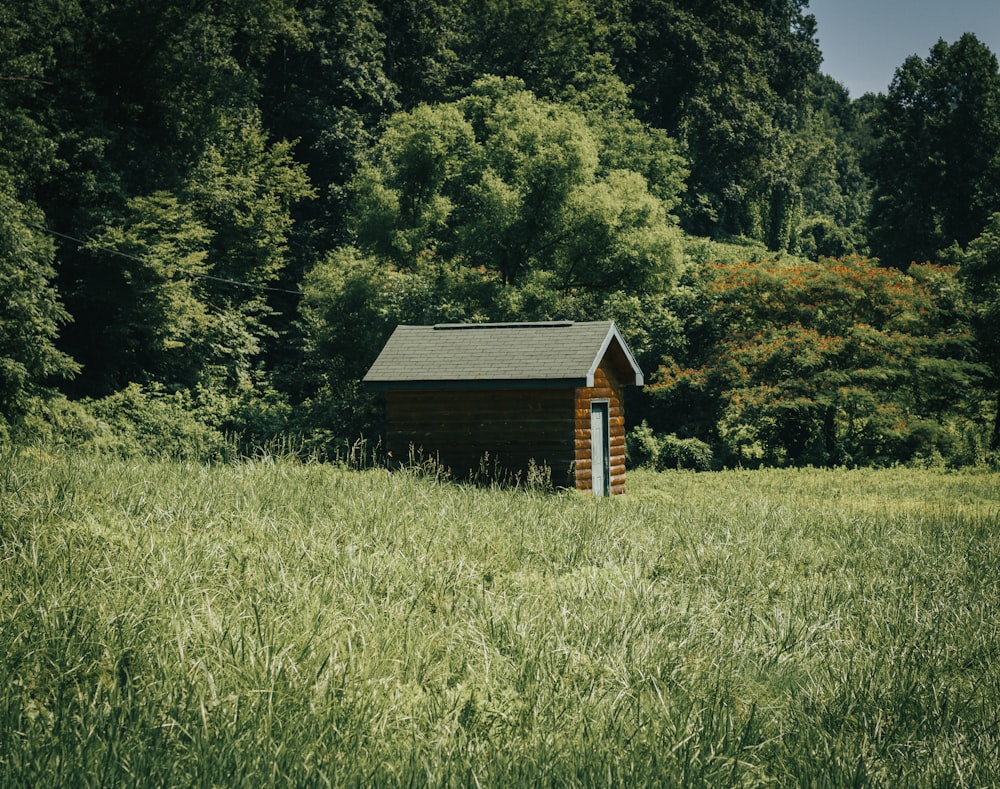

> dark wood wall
[573,363,627,495]
[385,388,578,486]
[384,348,634,493]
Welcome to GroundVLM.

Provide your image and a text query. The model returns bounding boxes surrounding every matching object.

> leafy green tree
[590,115,688,211]
[85,192,214,390]
[868,34,1000,267]
[0,183,79,427]
[650,257,984,466]
[79,112,313,395]
[259,0,395,257]
[1,0,309,393]
[373,0,629,116]
[373,0,469,106]
[150,0,302,162]
[0,0,79,194]
[461,0,631,115]
[958,213,1000,450]
[187,112,314,290]
[351,77,683,300]
[352,101,477,267]
[605,0,822,243]
[188,111,315,391]
[791,75,873,258]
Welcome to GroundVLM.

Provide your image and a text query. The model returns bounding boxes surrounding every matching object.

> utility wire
[28,222,305,297]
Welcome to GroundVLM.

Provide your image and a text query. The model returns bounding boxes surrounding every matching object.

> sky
[807,0,1000,97]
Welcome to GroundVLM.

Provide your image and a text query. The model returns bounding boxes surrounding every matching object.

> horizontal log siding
[574,364,627,494]
[386,389,577,486]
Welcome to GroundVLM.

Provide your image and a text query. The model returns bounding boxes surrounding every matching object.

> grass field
[2,448,999,787]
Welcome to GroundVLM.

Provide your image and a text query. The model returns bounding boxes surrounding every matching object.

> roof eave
[586,322,644,387]
[363,377,590,392]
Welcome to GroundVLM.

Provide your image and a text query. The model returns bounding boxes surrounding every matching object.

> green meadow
[2,449,998,787]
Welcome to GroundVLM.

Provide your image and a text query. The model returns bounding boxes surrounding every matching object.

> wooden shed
[362,321,643,495]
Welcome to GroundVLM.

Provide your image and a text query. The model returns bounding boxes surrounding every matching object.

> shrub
[17,385,232,461]
[87,384,233,461]
[658,433,714,471]
[14,382,302,462]
[626,421,662,468]
[627,421,714,471]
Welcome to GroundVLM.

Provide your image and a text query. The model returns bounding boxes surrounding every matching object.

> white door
[590,402,610,496]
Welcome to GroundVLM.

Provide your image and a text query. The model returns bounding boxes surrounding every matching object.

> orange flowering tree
[649,257,986,466]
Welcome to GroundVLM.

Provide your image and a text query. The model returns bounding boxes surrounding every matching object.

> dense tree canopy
[0,0,997,466]
[957,213,1000,449]
[63,112,313,396]
[868,34,1000,267]
[792,74,873,258]
[0,182,79,428]
[351,77,683,295]
[606,0,822,243]
[650,257,984,466]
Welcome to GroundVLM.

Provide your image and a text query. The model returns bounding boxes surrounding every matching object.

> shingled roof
[363,320,643,390]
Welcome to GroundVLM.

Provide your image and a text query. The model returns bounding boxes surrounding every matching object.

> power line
[0,74,53,85]
[28,222,304,297]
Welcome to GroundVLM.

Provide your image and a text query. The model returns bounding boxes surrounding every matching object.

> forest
[3,0,1000,469]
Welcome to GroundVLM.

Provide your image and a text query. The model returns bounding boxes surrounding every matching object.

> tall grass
[2,447,998,786]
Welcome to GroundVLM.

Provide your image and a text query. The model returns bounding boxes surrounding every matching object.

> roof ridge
[432,321,576,330]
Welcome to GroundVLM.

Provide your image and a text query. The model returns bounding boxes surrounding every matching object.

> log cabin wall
[573,363,627,494]
[369,322,642,494]
[385,388,578,486]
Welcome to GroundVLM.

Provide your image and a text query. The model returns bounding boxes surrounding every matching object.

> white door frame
[590,400,610,496]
